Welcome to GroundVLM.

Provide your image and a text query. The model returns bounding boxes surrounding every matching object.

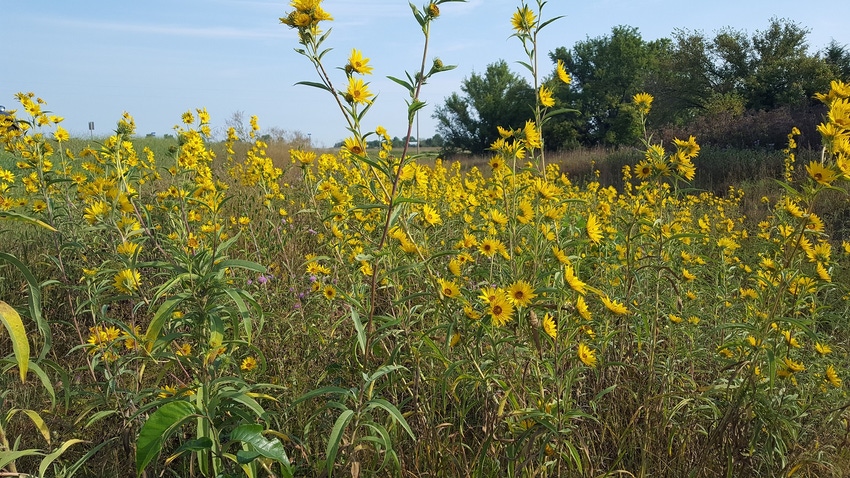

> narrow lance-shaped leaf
[0,211,58,231]
[0,300,30,382]
[144,297,181,352]
[0,252,50,360]
[38,439,85,478]
[387,76,414,93]
[326,409,355,473]
[295,80,333,93]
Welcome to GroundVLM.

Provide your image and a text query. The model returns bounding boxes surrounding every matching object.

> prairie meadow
[2,1,850,477]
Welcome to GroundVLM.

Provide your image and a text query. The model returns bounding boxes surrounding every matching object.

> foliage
[433,60,535,154]
[3,2,850,478]
[550,26,668,147]
[543,18,848,149]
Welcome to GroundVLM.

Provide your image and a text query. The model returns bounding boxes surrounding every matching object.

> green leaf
[366,398,415,439]
[63,437,115,477]
[516,60,534,75]
[292,385,350,405]
[39,439,85,478]
[135,400,196,476]
[165,437,212,466]
[224,288,253,341]
[352,151,390,177]
[386,75,414,93]
[235,449,264,465]
[351,308,366,356]
[26,361,56,407]
[563,440,583,473]
[326,409,355,473]
[221,390,267,419]
[407,99,427,123]
[538,16,565,31]
[409,2,425,28]
[391,195,426,206]
[0,210,58,231]
[366,365,406,385]
[294,80,332,93]
[217,259,267,274]
[0,449,44,470]
[542,107,579,121]
[84,410,118,429]
[208,312,225,351]
[0,300,30,382]
[230,424,290,465]
[144,297,182,352]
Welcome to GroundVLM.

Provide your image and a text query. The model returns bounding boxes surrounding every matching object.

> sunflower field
[2,1,850,477]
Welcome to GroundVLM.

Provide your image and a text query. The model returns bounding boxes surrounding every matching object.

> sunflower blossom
[507,280,537,307]
[345,77,373,105]
[542,313,557,339]
[113,268,141,294]
[511,5,536,33]
[346,49,373,75]
[826,365,842,388]
[539,85,555,108]
[577,343,597,367]
[556,59,571,85]
[586,213,603,244]
[488,291,514,327]
[633,92,654,115]
[601,295,629,315]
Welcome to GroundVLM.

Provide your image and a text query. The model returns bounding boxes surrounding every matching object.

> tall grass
[2,3,850,477]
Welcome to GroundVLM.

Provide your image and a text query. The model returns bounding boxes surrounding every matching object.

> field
[3,2,850,478]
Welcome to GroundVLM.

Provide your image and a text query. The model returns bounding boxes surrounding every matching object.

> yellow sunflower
[507,280,537,307]
[577,343,597,367]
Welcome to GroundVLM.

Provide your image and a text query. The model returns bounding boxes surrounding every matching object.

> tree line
[434,18,850,154]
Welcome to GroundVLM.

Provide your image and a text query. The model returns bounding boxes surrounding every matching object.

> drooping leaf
[0,210,58,231]
[38,439,85,478]
[0,252,50,359]
[365,398,415,439]
[26,361,56,407]
[0,300,30,382]
[230,424,290,465]
[18,409,50,444]
[350,308,366,356]
[217,259,266,274]
[135,401,196,476]
[165,437,213,466]
[0,449,44,470]
[292,385,350,405]
[386,75,414,93]
[295,80,332,93]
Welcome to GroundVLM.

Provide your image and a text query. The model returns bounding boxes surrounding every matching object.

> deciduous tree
[433,60,534,154]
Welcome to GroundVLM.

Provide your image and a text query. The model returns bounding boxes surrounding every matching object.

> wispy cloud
[43,17,288,40]
[448,0,485,15]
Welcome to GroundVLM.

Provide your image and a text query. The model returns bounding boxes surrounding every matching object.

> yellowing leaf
[0,300,30,382]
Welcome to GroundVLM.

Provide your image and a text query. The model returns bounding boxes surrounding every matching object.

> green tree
[433,60,534,154]
[745,18,833,109]
[643,29,716,125]
[550,26,667,147]
[822,40,850,82]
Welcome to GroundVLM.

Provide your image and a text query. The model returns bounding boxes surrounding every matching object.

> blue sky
[4,0,849,147]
